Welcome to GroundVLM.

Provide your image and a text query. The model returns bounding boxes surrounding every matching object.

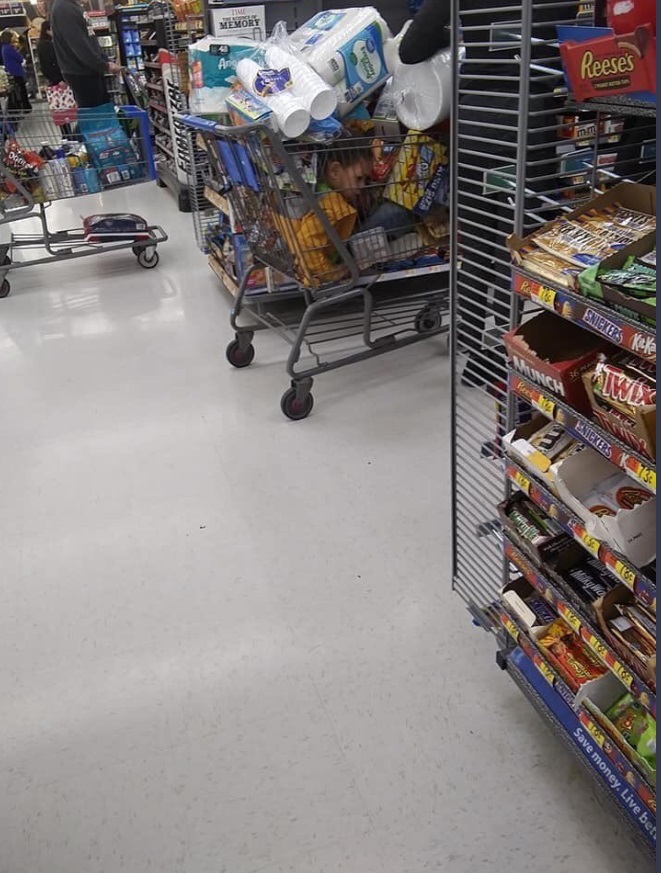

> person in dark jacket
[1,29,31,113]
[50,0,121,107]
[36,20,63,86]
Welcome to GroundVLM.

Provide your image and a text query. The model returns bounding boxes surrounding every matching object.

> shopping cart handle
[177,114,264,135]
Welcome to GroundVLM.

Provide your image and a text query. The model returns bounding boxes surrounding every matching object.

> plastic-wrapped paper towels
[236,57,310,138]
[291,8,391,116]
[188,36,256,114]
[391,47,454,130]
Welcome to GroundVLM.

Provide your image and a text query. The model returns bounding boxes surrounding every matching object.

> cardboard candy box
[559,25,656,102]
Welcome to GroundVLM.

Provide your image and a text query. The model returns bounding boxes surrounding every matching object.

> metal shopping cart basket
[182,115,451,420]
[0,100,168,298]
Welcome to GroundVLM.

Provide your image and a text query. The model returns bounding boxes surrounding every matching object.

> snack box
[508,181,656,291]
[578,231,656,327]
[559,25,656,102]
[498,491,585,571]
[225,86,277,132]
[582,369,656,461]
[554,447,656,567]
[382,134,447,212]
[593,585,657,688]
[504,311,610,414]
[503,415,578,496]
[501,576,557,629]
[581,682,656,788]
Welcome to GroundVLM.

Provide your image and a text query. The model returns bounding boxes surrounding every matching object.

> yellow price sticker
[503,619,519,641]
[613,559,636,589]
[612,661,633,689]
[579,530,601,557]
[560,604,581,632]
[632,462,656,492]
[535,394,556,418]
[585,719,605,746]
[532,285,557,308]
[512,470,531,493]
[588,635,608,662]
[536,659,555,685]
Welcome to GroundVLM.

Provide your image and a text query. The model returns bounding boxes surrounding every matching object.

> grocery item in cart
[83,214,151,243]
[383,133,447,212]
[77,104,143,187]
[188,36,257,114]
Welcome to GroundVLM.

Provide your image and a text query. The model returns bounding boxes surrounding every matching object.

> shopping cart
[182,116,451,419]
[0,101,168,298]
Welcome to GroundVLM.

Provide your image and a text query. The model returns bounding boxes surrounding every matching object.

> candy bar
[592,353,656,422]
[608,205,656,235]
[525,595,556,625]
[530,422,574,462]
[538,617,607,691]
[508,506,548,545]
[599,256,656,297]
[517,245,581,287]
[563,560,612,602]
[638,249,656,268]
[533,219,615,267]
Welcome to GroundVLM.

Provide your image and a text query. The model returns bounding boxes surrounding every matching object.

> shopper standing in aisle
[50,0,121,107]
[1,30,31,114]
[36,20,63,86]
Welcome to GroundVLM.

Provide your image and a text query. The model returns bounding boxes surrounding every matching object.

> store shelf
[505,646,656,855]
[156,141,174,159]
[505,460,656,611]
[508,371,656,493]
[149,100,168,115]
[512,269,656,362]
[504,536,656,717]
[567,94,657,119]
[150,117,170,136]
[146,81,164,92]
[144,61,161,69]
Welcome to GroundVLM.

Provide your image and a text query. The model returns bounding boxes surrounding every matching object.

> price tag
[611,660,633,689]
[612,559,636,590]
[512,470,531,494]
[559,604,581,632]
[577,527,601,557]
[503,618,519,641]
[536,658,555,685]
[629,460,656,492]
[531,285,557,308]
[587,634,608,662]
[535,393,556,418]
[584,718,605,746]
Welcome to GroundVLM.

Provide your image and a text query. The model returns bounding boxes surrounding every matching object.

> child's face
[326,157,371,207]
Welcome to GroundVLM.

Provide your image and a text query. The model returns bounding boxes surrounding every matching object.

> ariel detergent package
[290,8,391,117]
[188,36,258,114]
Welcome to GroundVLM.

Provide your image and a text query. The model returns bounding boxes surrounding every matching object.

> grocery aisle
[0,186,650,873]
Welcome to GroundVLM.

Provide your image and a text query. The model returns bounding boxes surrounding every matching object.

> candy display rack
[449,0,656,857]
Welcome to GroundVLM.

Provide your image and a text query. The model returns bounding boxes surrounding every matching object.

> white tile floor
[0,185,651,873]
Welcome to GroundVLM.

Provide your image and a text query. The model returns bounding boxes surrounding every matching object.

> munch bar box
[504,312,610,414]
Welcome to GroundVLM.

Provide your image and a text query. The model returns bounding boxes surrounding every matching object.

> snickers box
[504,312,610,414]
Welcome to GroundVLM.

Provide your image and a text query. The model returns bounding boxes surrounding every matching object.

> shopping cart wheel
[136,248,159,269]
[0,279,10,298]
[280,385,314,421]
[226,338,255,368]
[414,306,442,334]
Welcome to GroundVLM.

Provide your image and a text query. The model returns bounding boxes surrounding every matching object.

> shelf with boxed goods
[503,537,656,717]
[506,646,656,851]
[508,372,656,493]
[505,460,656,611]
[507,182,656,362]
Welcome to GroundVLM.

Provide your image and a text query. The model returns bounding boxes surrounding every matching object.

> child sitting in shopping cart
[278,134,373,286]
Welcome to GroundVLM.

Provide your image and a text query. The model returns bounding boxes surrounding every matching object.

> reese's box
[504,312,610,414]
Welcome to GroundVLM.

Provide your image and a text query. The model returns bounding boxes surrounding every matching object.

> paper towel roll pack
[188,36,257,114]
[291,8,392,116]
[390,44,458,131]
